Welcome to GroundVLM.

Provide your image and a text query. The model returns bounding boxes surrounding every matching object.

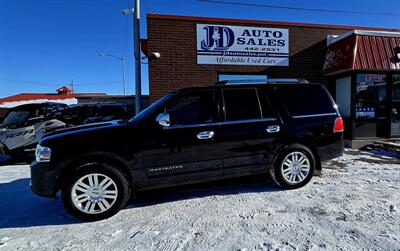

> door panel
[219,87,281,175]
[218,120,281,175]
[142,125,223,178]
[135,89,224,184]
[391,74,400,136]
[355,74,387,138]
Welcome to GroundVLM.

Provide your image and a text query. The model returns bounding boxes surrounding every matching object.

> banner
[196,24,289,66]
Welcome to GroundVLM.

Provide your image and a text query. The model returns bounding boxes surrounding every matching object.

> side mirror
[156,112,170,127]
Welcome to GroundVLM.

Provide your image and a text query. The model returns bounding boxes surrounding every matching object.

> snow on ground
[0,150,399,250]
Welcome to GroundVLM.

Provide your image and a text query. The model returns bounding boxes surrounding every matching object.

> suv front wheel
[270,144,315,189]
[61,162,131,221]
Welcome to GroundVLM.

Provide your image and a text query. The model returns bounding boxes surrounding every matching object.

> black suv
[31,83,344,221]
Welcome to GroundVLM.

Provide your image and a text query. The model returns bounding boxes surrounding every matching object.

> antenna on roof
[69,79,76,93]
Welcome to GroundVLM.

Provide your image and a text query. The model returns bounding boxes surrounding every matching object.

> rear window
[2,111,30,127]
[276,85,335,117]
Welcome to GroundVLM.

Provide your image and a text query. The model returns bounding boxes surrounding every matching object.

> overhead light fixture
[121,8,134,15]
[151,52,161,59]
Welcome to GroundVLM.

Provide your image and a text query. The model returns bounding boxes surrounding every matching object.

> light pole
[122,0,142,114]
[98,53,126,95]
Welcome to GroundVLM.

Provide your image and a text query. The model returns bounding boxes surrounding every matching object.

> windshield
[1,111,30,128]
[130,92,175,123]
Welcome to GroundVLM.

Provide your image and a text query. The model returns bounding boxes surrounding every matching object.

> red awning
[324,31,400,75]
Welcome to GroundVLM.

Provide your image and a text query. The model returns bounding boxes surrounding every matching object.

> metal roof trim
[328,30,400,46]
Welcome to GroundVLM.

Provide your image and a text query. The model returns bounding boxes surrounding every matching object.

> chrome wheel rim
[281,151,310,185]
[71,173,118,214]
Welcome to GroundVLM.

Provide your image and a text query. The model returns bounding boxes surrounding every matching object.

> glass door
[355,74,387,138]
[391,74,400,136]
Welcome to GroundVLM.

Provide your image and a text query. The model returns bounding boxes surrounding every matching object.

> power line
[197,0,400,16]
[0,77,132,86]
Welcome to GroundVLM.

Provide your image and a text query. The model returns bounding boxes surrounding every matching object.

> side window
[223,88,261,121]
[166,90,216,126]
[277,85,336,117]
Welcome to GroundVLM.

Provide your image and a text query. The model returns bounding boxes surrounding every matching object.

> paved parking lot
[0,149,399,250]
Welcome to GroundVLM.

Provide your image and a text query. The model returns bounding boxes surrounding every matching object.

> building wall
[147,14,352,102]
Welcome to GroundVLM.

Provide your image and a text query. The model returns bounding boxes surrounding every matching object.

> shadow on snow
[0,175,280,229]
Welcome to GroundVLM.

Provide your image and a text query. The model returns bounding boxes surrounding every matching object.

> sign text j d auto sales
[196,24,289,66]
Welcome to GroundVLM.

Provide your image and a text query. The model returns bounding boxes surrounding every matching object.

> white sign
[196,24,289,66]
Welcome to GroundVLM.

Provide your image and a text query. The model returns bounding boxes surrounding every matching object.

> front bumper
[30,161,58,198]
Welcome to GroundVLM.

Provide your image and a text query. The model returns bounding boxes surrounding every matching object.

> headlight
[35,144,51,162]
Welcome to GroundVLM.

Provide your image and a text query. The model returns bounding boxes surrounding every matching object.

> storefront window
[391,74,400,136]
[355,74,387,138]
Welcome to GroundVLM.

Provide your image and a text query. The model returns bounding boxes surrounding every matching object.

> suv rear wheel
[61,162,131,221]
[270,144,315,189]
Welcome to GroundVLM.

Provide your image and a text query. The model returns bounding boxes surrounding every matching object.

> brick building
[145,14,400,146]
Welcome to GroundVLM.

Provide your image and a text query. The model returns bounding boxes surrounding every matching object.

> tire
[269,144,315,189]
[61,162,131,221]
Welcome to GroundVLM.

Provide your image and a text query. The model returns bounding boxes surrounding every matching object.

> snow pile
[0,98,77,108]
[0,150,399,250]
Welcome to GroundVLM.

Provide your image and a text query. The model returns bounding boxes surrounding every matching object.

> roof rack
[215,78,310,85]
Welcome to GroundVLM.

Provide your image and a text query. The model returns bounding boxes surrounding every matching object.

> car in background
[49,103,134,126]
[0,102,67,161]
[0,102,134,163]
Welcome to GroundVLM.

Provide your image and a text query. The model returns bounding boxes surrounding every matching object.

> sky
[0,0,400,98]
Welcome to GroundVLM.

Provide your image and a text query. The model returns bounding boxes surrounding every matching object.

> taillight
[333,117,344,133]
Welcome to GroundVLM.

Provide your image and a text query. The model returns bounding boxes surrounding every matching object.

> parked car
[31,82,344,221]
[49,103,134,126]
[0,102,133,164]
[0,102,67,161]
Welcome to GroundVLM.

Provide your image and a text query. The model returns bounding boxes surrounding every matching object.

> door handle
[197,131,215,139]
[266,125,280,133]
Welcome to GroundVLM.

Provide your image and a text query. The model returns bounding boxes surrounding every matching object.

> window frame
[164,88,220,128]
[221,87,277,123]
[257,87,280,120]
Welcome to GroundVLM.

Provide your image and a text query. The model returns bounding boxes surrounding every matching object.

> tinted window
[166,90,216,126]
[277,85,335,117]
[132,93,175,122]
[223,88,261,121]
[2,111,30,127]
[258,90,276,118]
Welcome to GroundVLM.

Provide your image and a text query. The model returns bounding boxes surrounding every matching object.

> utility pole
[70,79,75,93]
[134,0,142,114]
[122,1,142,112]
